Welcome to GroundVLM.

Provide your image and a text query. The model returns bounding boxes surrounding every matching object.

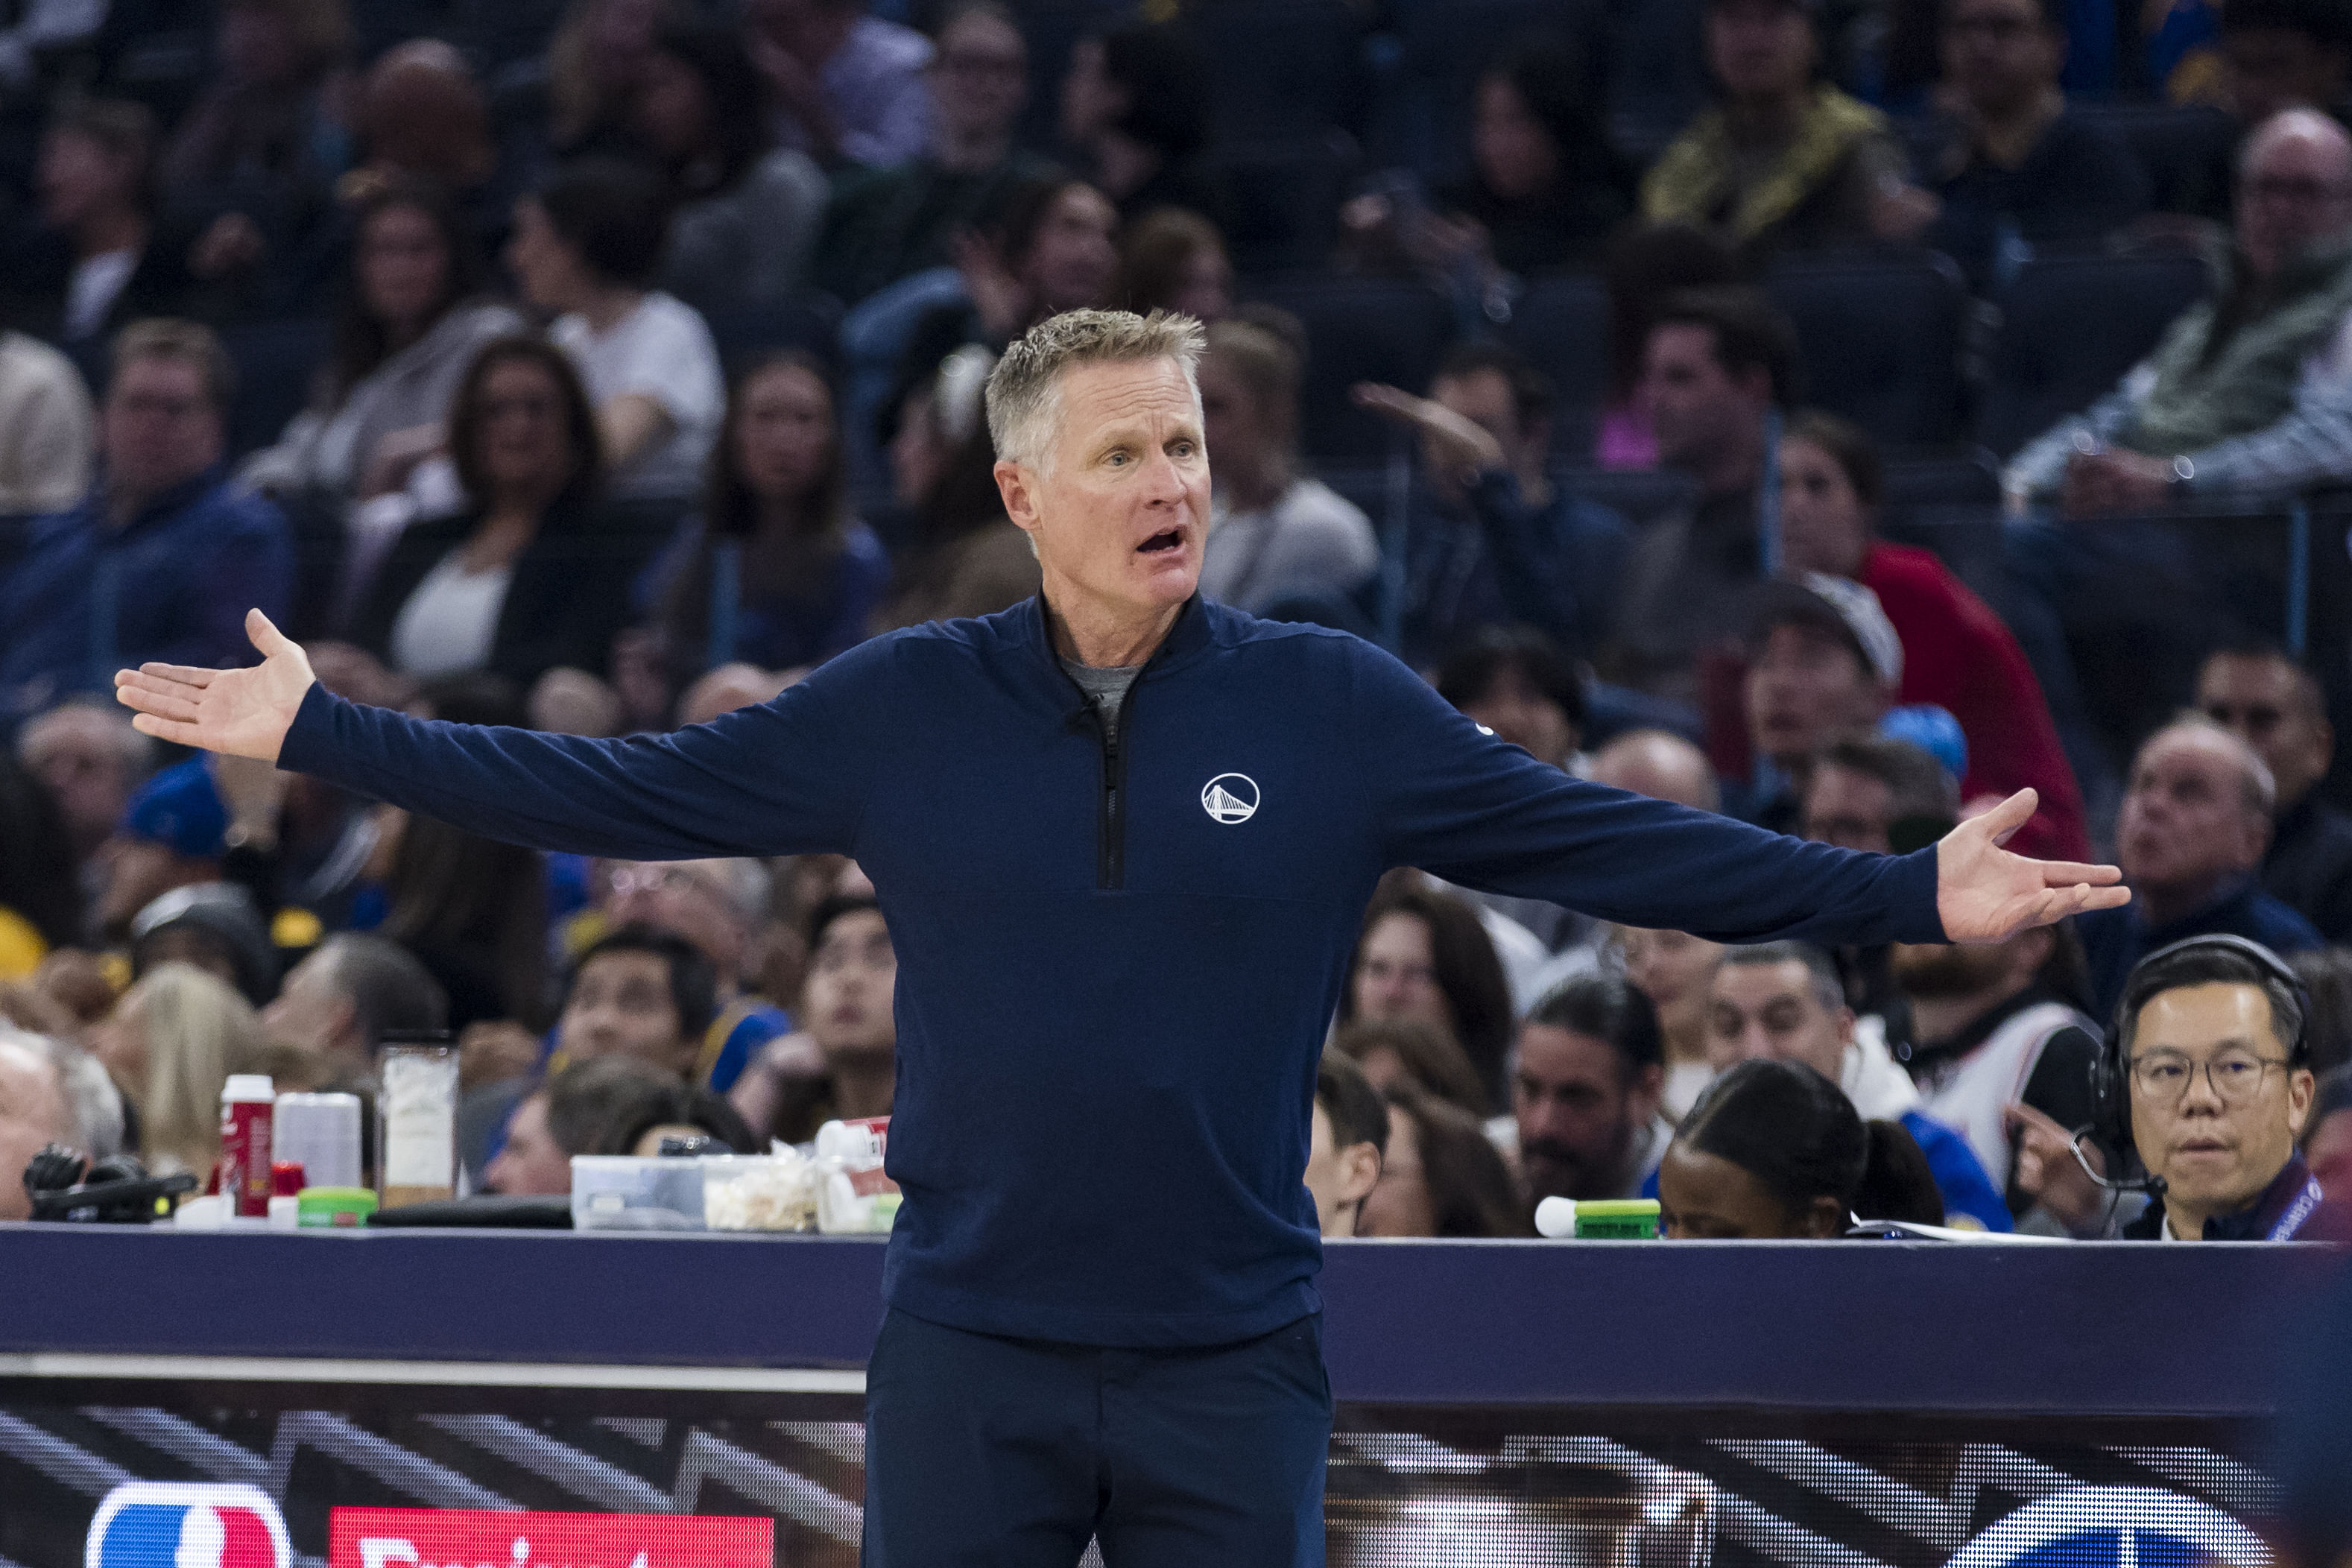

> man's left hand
[2060,449,2175,518]
[1935,788,2128,941]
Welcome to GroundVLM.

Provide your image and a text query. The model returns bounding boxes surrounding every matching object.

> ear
[1801,1194,1846,1238]
[995,458,1043,543]
[2289,1068,2316,1141]
[1338,1140,1383,1208]
[1835,1007,1856,1047]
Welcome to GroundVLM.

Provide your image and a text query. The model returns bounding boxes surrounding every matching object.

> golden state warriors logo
[1201,774,1259,824]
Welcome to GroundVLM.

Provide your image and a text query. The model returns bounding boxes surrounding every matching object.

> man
[551,927,721,1083]
[118,306,2122,1565]
[261,935,449,1087]
[814,3,1054,306]
[1511,974,1669,1210]
[91,757,224,943]
[0,1032,75,1218]
[1737,575,1915,830]
[1801,733,1959,856]
[2197,643,2352,941]
[2015,937,2321,1239]
[483,1056,681,1198]
[1303,1052,1385,1239]
[1589,729,1722,812]
[1613,287,1800,703]
[17,700,151,873]
[2076,718,2321,1019]
[593,856,788,1093]
[734,894,897,1145]
[1912,0,2149,288]
[1709,941,2012,1228]
[1893,920,2099,1213]
[0,319,291,728]
[2219,0,2351,131]
[2006,110,2352,510]
[1353,344,1630,668]
[747,0,934,169]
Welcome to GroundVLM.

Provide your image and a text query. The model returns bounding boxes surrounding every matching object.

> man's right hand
[1350,383,1503,480]
[113,609,317,762]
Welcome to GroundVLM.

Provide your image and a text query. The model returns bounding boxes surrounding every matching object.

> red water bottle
[219,1075,276,1218]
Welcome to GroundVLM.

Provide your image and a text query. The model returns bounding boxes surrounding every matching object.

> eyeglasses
[2127,1049,2290,1104]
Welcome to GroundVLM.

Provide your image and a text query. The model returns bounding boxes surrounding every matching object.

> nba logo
[86,1482,292,1568]
[1947,1488,2270,1568]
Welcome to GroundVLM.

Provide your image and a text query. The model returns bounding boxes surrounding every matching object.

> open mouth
[1137,528,1184,555]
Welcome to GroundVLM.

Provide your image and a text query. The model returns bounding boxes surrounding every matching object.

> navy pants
[861,1307,1333,1567]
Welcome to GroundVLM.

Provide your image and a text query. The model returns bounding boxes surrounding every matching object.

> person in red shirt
[1777,411,2089,862]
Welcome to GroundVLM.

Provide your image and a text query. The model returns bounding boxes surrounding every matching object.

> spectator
[2219,0,2351,130]
[1658,1056,1944,1236]
[347,41,499,217]
[544,0,683,168]
[1303,1051,1387,1238]
[0,1032,76,1217]
[242,179,522,520]
[871,346,1039,627]
[1594,222,1744,470]
[1614,925,1727,1121]
[639,354,888,696]
[2304,1063,2352,1197]
[259,934,448,1086]
[1193,318,1376,618]
[1442,37,1634,279]
[636,18,829,319]
[15,100,219,344]
[907,174,1121,370]
[1110,207,1233,323]
[353,337,641,686]
[1642,0,1932,256]
[814,1,1052,306]
[734,893,894,1145]
[0,320,294,728]
[1354,344,1631,666]
[550,925,720,1083]
[127,882,280,1009]
[2076,718,2324,1017]
[90,759,227,944]
[1059,22,1218,225]
[1588,729,1723,812]
[1356,1081,1531,1238]
[1800,733,1958,854]
[159,0,354,256]
[589,856,788,1093]
[86,961,263,1177]
[1707,941,2013,1228]
[606,1078,761,1157]
[747,0,934,170]
[2197,644,2352,942]
[1907,0,2149,288]
[1340,874,1517,1111]
[0,753,78,974]
[374,806,548,1035]
[16,701,151,875]
[1736,575,1908,829]
[2293,947,2352,1075]
[1777,410,2088,861]
[1610,287,1796,703]
[2005,110,2352,512]
[481,1052,679,1195]
[1507,974,1670,1210]
[508,159,724,503]
[2023,937,2323,1239]
[1894,916,2099,1215]
[0,321,92,513]
[1328,1018,1490,1122]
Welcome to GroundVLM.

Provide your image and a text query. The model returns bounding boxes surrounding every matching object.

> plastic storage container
[273,1092,363,1190]
[571,1155,707,1230]
[701,1152,818,1231]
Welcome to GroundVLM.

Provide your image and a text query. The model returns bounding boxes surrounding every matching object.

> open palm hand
[1935,789,2128,943]
[113,610,317,762]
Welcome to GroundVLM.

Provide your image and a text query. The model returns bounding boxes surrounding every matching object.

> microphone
[2065,1128,2166,1198]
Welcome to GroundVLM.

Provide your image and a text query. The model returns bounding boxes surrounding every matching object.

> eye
[2145,1060,2188,1084]
[1104,450,1129,467]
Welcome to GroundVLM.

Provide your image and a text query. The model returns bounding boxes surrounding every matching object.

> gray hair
[2149,713,2278,820]
[316,935,449,1046]
[1722,942,1847,1014]
[984,309,1207,472]
[0,1028,121,1159]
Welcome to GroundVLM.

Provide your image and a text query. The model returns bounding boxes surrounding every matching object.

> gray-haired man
[118,309,2125,1564]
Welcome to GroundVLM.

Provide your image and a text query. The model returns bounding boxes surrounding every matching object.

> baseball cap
[1747,574,1904,686]
[118,759,228,859]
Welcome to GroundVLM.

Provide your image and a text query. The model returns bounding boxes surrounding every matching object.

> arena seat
[1606,0,1709,165]
[1242,277,1455,463]
[1976,249,2213,456]
[1373,0,1605,175]
[1505,275,1612,417]
[704,294,847,377]
[1765,249,1970,448]
[1184,1,1367,143]
[219,317,332,461]
[1557,465,1701,525]
[1206,134,1357,276]
[2076,102,2239,217]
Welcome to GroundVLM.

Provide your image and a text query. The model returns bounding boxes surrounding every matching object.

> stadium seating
[1976,249,2213,456]
[2076,102,2239,217]
[1205,134,1358,277]
[1243,277,1455,463]
[1372,0,1605,175]
[1505,275,1613,418]
[1765,248,1970,449]
[219,317,332,462]
[704,294,849,377]
[1184,1,1368,143]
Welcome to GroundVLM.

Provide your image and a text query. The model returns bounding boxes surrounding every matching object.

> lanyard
[2269,1175,2326,1241]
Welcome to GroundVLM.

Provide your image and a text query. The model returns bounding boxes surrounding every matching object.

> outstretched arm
[117,610,864,862]
[1356,645,2123,947]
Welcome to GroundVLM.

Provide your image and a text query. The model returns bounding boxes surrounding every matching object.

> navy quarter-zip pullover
[279,595,1946,1345]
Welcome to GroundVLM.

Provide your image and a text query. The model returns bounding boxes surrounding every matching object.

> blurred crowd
[1,0,2351,1242]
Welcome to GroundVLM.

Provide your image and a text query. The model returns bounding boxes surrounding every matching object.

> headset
[2077,934,2312,1198]
[22,1145,197,1223]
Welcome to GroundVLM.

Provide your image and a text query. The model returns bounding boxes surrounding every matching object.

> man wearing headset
[2011,935,2322,1239]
